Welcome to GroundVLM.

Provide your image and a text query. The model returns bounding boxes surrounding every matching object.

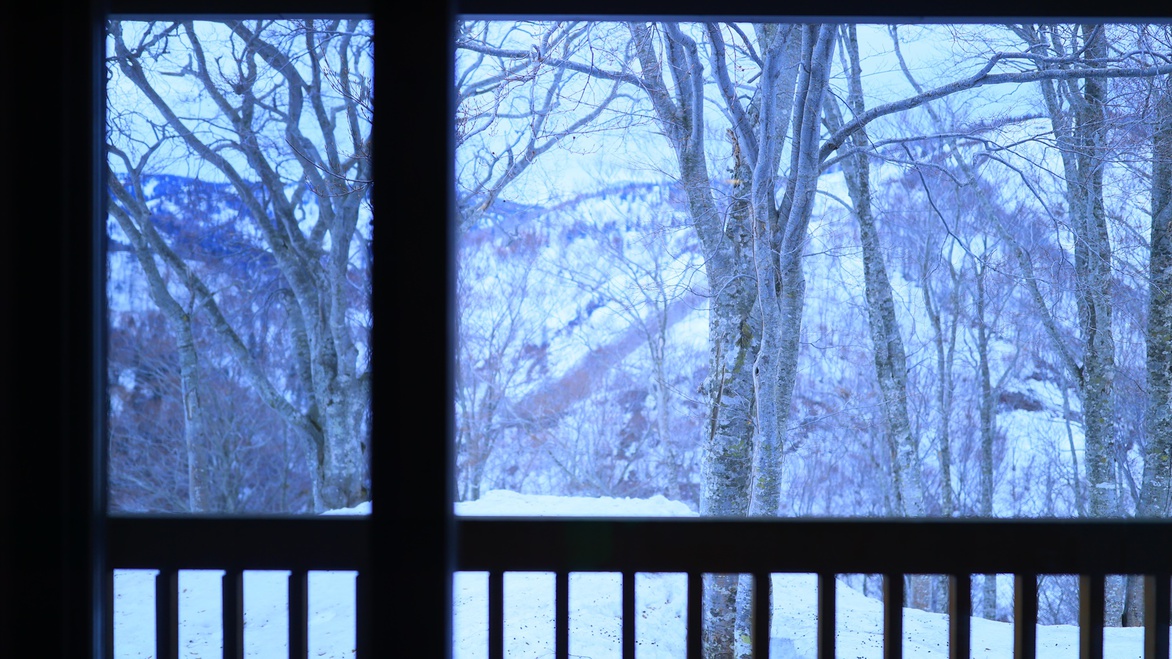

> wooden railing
[105,516,1172,658]
[456,517,1172,659]
[107,516,370,659]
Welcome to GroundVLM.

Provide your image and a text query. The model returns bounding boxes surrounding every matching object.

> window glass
[453,20,1172,635]
[106,18,373,514]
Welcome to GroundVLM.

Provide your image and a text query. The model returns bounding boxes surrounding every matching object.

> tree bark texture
[1141,74,1172,520]
[975,262,998,618]
[1073,27,1120,523]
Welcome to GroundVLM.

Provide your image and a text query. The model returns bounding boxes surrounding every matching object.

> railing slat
[289,569,308,659]
[949,574,971,659]
[622,571,636,659]
[489,570,504,659]
[556,571,569,659]
[1079,574,1104,659]
[105,569,116,659]
[687,573,702,659]
[818,573,836,659]
[1145,574,1170,659]
[222,569,243,659]
[884,574,904,659]
[356,571,371,659]
[156,568,178,659]
[1014,574,1037,659]
[754,572,771,659]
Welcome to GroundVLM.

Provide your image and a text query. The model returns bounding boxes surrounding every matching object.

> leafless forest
[454,21,1172,645]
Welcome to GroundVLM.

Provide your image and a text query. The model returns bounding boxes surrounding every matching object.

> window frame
[1,1,1162,657]
[95,3,419,656]
[443,3,1170,659]
[0,1,433,656]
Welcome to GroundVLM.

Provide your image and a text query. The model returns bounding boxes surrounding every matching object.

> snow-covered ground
[115,492,1153,658]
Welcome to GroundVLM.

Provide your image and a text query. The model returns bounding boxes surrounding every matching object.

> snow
[454,489,696,517]
[114,570,357,658]
[321,502,371,516]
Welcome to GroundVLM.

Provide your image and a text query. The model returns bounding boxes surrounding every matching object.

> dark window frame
[2,1,429,656]
[0,1,1164,657]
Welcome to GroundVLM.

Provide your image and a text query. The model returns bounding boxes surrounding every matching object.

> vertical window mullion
[1145,574,1170,659]
[1079,574,1104,659]
[622,571,636,659]
[884,574,904,659]
[489,570,504,659]
[754,572,771,659]
[356,570,372,658]
[687,572,702,659]
[556,571,569,659]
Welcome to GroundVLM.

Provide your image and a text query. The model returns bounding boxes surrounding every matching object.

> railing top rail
[108,516,1172,575]
[109,517,369,571]
[456,518,1172,574]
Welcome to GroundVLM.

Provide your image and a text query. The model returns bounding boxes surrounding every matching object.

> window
[107,18,374,516]
[5,1,1169,659]
[0,0,403,656]
[454,18,1172,522]
[99,8,383,658]
[450,7,1172,656]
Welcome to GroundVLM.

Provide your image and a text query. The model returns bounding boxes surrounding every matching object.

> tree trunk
[830,25,923,518]
[828,24,939,611]
[923,245,959,518]
[1075,25,1120,519]
[1131,74,1172,626]
[626,23,760,657]
[975,260,999,618]
[976,261,995,522]
[1068,23,1124,622]
[1140,74,1172,519]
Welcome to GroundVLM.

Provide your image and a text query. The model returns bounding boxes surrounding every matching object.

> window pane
[107,18,373,514]
[453,19,1172,651]
[454,20,1172,520]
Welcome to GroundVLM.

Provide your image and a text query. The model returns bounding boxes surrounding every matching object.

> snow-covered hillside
[456,164,1106,521]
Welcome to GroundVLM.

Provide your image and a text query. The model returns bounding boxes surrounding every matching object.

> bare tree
[107,19,373,512]
[825,24,925,518]
[1143,81,1172,512]
[452,20,1172,647]
[629,21,1172,651]
[456,21,634,231]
